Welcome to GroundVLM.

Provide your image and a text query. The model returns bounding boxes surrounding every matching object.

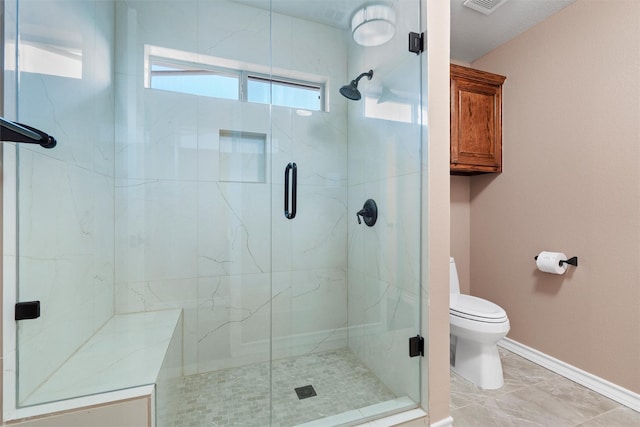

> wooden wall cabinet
[450,64,506,175]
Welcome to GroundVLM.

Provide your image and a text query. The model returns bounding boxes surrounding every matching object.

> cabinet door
[450,65,505,174]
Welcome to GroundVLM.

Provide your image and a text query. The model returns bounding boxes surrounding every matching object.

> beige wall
[424,0,451,424]
[450,176,470,294]
[449,61,471,296]
[469,0,640,393]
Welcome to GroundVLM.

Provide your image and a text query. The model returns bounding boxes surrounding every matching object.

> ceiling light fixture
[351,4,396,47]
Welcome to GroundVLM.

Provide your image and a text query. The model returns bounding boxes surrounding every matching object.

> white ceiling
[232,0,360,29]
[451,0,576,62]
[232,0,576,62]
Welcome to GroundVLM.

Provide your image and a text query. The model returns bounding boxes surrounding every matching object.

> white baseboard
[430,416,453,427]
[499,338,640,412]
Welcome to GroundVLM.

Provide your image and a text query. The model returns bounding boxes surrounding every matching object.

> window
[15,39,82,79]
[247,76,322,111]
[150,61,240,100]
[146,46,325,111]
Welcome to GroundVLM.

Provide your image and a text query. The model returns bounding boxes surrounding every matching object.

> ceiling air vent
[462,0,509,15]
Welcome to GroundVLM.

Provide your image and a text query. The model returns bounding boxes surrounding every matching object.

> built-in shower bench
[21,309,183,421]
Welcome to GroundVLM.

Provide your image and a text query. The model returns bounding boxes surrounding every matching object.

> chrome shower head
[339,69,373,101]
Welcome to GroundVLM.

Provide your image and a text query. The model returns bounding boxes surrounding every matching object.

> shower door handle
[284,162,297,219]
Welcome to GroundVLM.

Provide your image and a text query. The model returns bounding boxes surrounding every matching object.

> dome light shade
[351,5,396,47]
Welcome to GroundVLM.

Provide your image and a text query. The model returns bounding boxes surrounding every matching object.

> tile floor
[450,347,640,426]
[172,346,639,426]
[173,348,401,426]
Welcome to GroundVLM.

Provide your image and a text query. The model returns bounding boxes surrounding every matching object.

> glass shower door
[270,0,424,424]
[346,0,424,414]
[268,19,352,422]
[8,0,425,425]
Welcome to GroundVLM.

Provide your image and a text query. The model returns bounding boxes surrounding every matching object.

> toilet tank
[450,257,460,294]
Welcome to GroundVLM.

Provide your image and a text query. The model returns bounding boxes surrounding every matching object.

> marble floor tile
[480,377,617,427]
[450,371,492,410]
[499,350,560,388]
[450,350,638,427]
[529,377,619,423]
[451,402,543,427]
[576,406,640,426]
[450,349,560,411]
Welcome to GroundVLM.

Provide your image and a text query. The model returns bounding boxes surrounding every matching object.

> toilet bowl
[450,257,510,389]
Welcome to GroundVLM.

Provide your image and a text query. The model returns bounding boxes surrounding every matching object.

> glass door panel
[13,0,117,407]
[351,0,424,408]
[271,0,423,424]
[116,1,274,425]
[12,2,275,424]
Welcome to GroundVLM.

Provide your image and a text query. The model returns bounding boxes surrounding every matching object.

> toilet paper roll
[536,251,568,274]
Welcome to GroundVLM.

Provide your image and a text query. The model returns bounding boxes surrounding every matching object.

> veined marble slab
[21,309,181,407]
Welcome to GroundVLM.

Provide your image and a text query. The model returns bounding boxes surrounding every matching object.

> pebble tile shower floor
[174,348,397,426]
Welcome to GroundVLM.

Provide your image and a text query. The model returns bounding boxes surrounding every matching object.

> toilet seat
[450,294,508,323]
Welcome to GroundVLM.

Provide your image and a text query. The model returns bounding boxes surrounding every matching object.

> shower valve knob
[356,199,377,227]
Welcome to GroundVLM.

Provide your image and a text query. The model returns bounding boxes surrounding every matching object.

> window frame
[149,57,243,101]
[243,72,324,111]
[145,46,326,112]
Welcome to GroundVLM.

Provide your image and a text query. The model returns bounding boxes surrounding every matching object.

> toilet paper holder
[534,255,578,267]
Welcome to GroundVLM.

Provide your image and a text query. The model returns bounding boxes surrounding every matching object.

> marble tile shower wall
[11,0,116,404]
[113,1,349,376]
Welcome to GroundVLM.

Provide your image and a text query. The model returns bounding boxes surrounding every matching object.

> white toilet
[449,257,510,389]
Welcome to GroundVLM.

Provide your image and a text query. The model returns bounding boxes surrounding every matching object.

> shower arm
[353,70,373,85]
[0,116,57,149]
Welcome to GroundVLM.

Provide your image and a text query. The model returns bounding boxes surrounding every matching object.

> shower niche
[219,130,267,183]
[5,0,426,425]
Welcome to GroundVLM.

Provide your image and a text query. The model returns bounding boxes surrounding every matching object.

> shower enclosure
[4,0,426,425]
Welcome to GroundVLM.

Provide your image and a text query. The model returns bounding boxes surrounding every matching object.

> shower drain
[294,385,317,400]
